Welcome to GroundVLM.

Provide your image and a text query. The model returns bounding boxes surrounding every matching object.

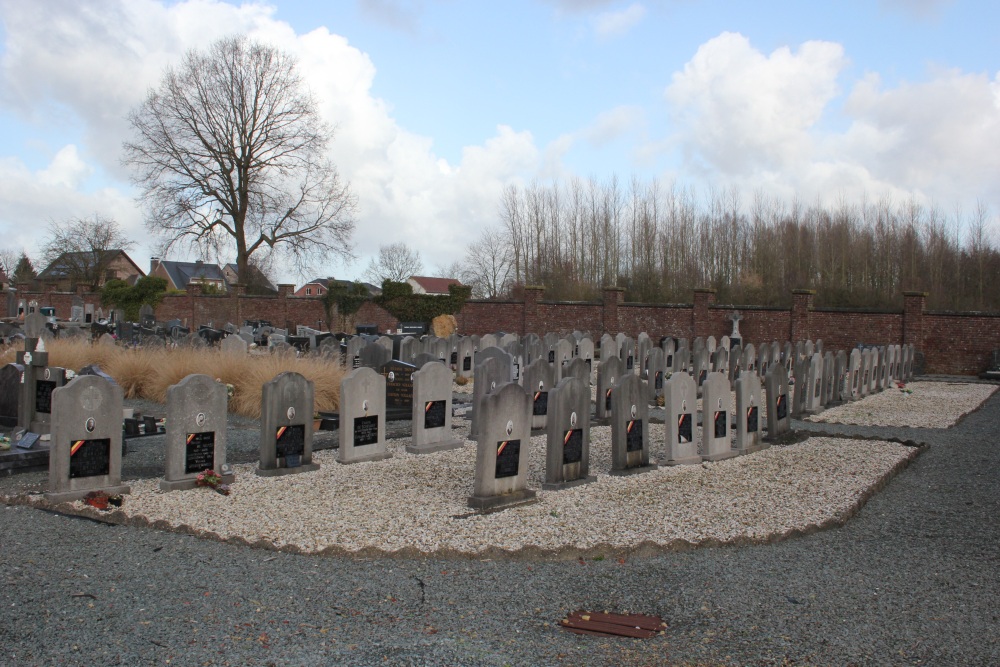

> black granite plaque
[627,355,634,370]
[275,424,305,459]
[654,371,663,390]
[184,432,215,474]
[352,356,360,369]
[69,439,111,479]
[776,393,788,420]
[35,380,56,414]
[746,406,759,433]
[463,356,472,371]
[495,439,520,478]
[353,415,379,446]
[714,410,726,438]
[814,379,821,398]
[548,350,555,363]
[666,354,673,368]
[605,388,613,412]
[562,429,582,464]
[423,400,446,429]
[698,369,707,386]
[532,391,548,416]
[450,351,458,364]
[381,361,415,411]
[678,413,692,443]
[626,419,643,452]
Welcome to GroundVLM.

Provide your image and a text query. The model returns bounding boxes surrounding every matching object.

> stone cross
[729,310,743,338]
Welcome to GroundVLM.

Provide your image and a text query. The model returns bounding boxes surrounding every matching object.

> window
[306,287,312,295]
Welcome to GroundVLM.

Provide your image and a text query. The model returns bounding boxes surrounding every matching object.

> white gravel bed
[805,381,996,428]
[48,431,915,557]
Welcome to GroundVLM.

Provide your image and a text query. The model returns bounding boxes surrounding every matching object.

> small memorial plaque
[678,413,692,443]
[35,380,56,414]
[184,432,216,474]
[698,370,707,385]
[353,415,379,446]
[714,410,726,438]
[423,400,446,429]
[562,429,582,464]
[69,439,111,479]
[626,355,634,370]
[548,350,555,363]
[814,379,821,398]
[626,419,643,452]
[275,425,305,459]
[654,371,663,390]
[776,393,788,420]
[666,354,673,368]
[605,388,613,412]
[15,432,40,450]
[450,351,458,364]
[495,439,520,478]
[462,356,472,371]
[532,391,548,416]
[746,406,759,433]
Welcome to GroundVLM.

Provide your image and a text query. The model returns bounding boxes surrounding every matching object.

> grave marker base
[405,438,464,455]
[467,488,537,511]
[45,483,131,504]
[159,472,235,492]
[541,475,596,491]
[661,454,703,466]
[608,463,658,477]
[255,462,320,477]
[701,450,740,463]
[336,450,392,465]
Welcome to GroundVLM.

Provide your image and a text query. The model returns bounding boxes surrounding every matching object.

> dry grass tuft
[432,314,457,338]
[454,375,470,386]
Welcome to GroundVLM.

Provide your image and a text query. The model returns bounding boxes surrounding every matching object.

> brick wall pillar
[522,286,543,336]
[278,284,294,330]
[602,287,624,335]
[692,288,716,338]
[902,290,927,347]
[790,289,815,341]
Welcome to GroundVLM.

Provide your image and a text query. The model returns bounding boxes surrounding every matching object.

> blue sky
[0,0,997,285]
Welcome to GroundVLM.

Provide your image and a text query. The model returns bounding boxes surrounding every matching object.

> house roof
[300,278,381,296]
[158,260,226,290]
[223,263,277,292]
[408,276,462,294]
[38,250,145,281]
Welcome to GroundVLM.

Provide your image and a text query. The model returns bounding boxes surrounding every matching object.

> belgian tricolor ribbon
[627,420,636,433]
[276,426,287,440]
[563,430,573,445]
[425,402,433,412]
[186,433,197,445]
[70,440,85,456]
[497,441,508,456]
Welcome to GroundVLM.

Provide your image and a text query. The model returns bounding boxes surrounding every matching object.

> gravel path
[2,378,999,665]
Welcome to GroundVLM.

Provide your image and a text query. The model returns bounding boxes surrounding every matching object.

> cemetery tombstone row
[468,382,536,510]
[608,374,657,475]
[161,374,235,491]
[543,376,595,490]
[338,367,392,464]
[407,361,463,454]
[257,372,320,476]
[661,371,701,466]
[45,375,131,503]
[700,371,737,462]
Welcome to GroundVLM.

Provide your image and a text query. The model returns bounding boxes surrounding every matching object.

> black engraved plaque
[666,354,673,368]
[678,413,692,443]
[382,362,415,411]
[776,393,788,420]
[746,406,759,433]
[35,380,56,414]
[423,400,446,430]
[353,416,379,446]
[463,356,472,371]
[714,410,726,438]
[532,391,548,416]
[548,350,555,363]
[495,439,520,478]
[698,369,707,385]
[562,429,583,464]
[69,439,111,479]
[654,371,663,390]
[450,351,458,364]
[605,388,613,411]
[814,379,821,398]
[184,432,215,474]
[626,419,643,452]
[275,424,305,459]
[626,355,634,370]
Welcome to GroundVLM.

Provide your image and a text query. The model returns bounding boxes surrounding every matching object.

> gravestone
[562,357,590,390]
[407,361,463,454]
[455,336,475,379]
[692,347,710,393]
[380,360,417,421]
[475,346,514,380]
[619,336,635,372]
[700,371,737,462]
[338,367,391,464]
[757,344,771,377]
[0,363,23,427]
[662,338,676,373]
[609,374,657,475]
[848,348,862,400]
[479,333,499,351]
[359,341,392,369]
[805,352,824,414]
[711,346,729,376]
[833,350,848,404]
[821,351,835,407]
[256,372,320,476]
[728,311,743,348]
[15,320,49,437]
[471,357,510,440]
[645,347,665,403]
[523,357,556,431]
[576,337,595,371]
[412,352,438,369]
[32,365,67,434]
[875,346,887,392]
[600,333,615,361]
[733,371,764,455]
[765,365,791,440]
[705,335,716,354]
[674,346,691,376]
[596,355,625,421]
[523,334,543,366]
[543,376,595,490]
[636,333,651,374]
[792,356,810,418]
[45,375,130,503]
[885,345,896,387]
[661,371,701,466]
[553,338,573,381]
[220,334,248,355]
[161,374,234,491]
[859,348,872,398]
[468,382,536,510]
[345,336,365,369]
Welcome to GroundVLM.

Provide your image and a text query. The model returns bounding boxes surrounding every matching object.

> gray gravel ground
[2,378,999,666]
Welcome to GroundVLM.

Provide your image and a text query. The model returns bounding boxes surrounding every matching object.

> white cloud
[592,3,646,40]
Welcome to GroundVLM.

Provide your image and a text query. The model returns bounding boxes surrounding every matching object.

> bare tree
[460,226,514,298]
[0,248,20,281]
[364,242,423,284]
[40,215,135,290]
[123,35,356,279]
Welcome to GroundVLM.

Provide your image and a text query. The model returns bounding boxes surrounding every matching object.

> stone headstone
[644,347,665,402]
[543,376,595,490]
[700,371,737,462]
[338,367,391,464]
[848,348,862,400]
[45,375,130,503]
[523,357,556,431]
[765,365,791,440]
[734,371,764,455]
[0,363,23,427]
[407,361,463,454]
[379,359,417,421]
[471,356,510,440]
[161,374,234,491]
[805,353,824,414]
[609,374,656,475]
[455,336,475,378]
[468,382,536,510]
[359,342,392,369]
[596,355,625,421]
[220,334,248,355]
[257,372,319,476]
[662,371,700,466]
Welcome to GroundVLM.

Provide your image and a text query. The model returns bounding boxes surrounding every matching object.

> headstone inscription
[609,374,657,475]
[595,355,625,421]
[256,372,320,476]
[468,382,536,510]
[379,360,417,421]
[661,371,701,466]
[523,357,556,431]
[45,375,131,503]
[338,366,392,464]
[765,365,791,440]
[407,361,463,454]
[161,374,234,491]
[662,337,676,372]
[32,365,67,434]
[543,377,595,490]
[700,371,737,462]
[733,371,764,455]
